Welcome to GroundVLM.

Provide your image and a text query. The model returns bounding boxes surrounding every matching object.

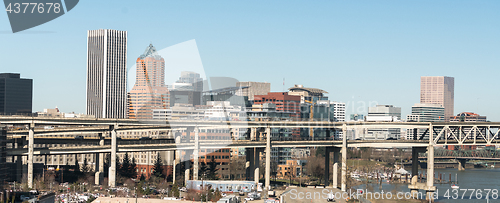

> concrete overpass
[3,117,500,200]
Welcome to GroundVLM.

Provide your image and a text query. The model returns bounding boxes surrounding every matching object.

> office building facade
[405,103,445,139]
[86,29,127,118]
[128,44,169,119]
[236,81,271,101]
[420,76,454,121]
[365,105,401,140]
[0,73,32,115]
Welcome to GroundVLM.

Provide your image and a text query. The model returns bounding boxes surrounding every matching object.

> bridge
[2,116,500,201]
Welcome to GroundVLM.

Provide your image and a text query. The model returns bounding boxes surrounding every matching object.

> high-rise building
[409,103,445,122]
[0,73,32,115]
[176,71,203,92]
[128,44,169,119]
[405,103,445,139]
[86,29,127,119]
[420,76,454,121]
[365,105,401,139]
[236,81,271,101]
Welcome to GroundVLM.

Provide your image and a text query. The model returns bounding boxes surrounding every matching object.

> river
[355,168,500,202]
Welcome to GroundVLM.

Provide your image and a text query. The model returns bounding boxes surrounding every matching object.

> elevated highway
[3,116,500,199]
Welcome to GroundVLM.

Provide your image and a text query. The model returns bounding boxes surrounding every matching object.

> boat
[451,184,459,189]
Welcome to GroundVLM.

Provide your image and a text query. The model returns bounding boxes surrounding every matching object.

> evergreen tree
[207,156,219,180]
[116,155,122,175]
[130,156,137,179]
[74,157,82,179]
[121,153,131,178]
[199,162,208,179]
[152,153,165,179]
[83,156,89,173]
[103,154,110,178]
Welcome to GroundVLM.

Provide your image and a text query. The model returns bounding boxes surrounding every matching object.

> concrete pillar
[254,148,261,184]
[184,149,191,186]
[27,123,34,189]
[173,150,177,184]
[246,148,255,180]
[332,148,339,188]
[457,159,465,171]
[185,168,190,187]
[16,138,23,182]
[109,125,117,188]
[332,163,338,188]
[426,124,435,202]
[250,128,256,141]
[412,147,419,180]
[324,147,331,186]
[265,127,271,190]
[95,133,104,185]
[193,127,199,181]
[341,124,347,192]
[254,167,259,184]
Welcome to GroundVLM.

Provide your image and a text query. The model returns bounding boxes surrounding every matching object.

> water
[355,168,500,202]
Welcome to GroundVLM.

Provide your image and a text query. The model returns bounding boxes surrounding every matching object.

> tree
[207,157,219,180]
[83,156,90,173]
[120,153,131,178]
[152,153,165,179]
[103,154,110,178]
[116,155,122,176]
[199,162,208,180]
[74,157,82,179]
[172,183,180,197]
[130,156,137,179]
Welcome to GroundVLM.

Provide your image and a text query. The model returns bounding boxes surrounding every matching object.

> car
[244,197,254,201]
[179,187,187,192]
[327,192,336,202]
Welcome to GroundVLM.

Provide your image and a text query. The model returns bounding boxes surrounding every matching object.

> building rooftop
[0,73,21,79]
[288,84,328,95]
[139,43,162,60]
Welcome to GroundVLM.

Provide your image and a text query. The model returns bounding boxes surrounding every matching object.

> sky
[1,1,499,120]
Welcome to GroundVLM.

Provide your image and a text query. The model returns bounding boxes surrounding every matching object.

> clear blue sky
[1,1,499,120]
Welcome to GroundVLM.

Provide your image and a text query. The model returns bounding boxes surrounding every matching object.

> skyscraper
[0,73,32,115]
[86,29,127,119]
[128,43,169,119]
[420,76,454,121]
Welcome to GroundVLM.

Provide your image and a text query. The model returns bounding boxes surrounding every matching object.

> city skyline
[1,1,499,120]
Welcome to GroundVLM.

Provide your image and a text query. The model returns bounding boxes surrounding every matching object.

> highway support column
[341,124,347,192]
[109,124,117,188]
[95,133,104,185]
[332,147,340,188]
[246,148,255,181]
[265,127,271,190]
[426,124,436,202]
[184,150,191,187]
[324,147,331,186]
[27,123,34,189]
[255,148,263,184]
[457,159,466,171]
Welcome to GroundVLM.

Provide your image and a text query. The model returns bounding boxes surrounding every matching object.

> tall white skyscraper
[86,29,127,118]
